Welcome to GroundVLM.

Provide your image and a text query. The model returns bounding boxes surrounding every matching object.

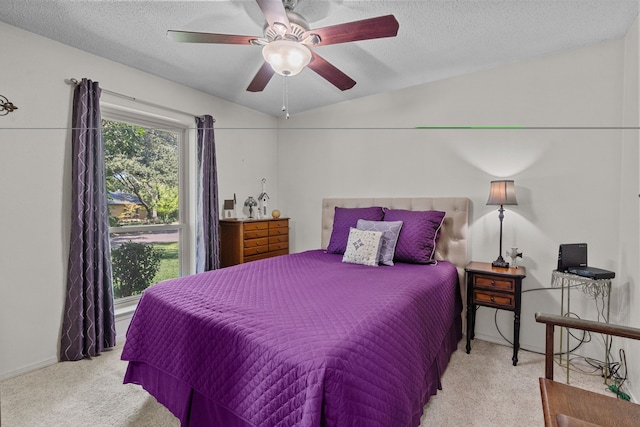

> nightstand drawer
[474,274,515,292]
[473,289,515,310]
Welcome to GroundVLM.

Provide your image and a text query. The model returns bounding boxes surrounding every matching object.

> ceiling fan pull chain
[281,75,286,113]
[282,75,290,119]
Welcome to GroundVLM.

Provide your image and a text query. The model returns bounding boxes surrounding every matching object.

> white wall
[2,16,639,402]
[277,36,637,389]
[0,22,277,379]
[621,16,640,401]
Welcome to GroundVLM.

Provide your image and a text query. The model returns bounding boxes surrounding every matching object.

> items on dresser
[243,196,258,219]
[219,218,289,267]
[223,199,235,218]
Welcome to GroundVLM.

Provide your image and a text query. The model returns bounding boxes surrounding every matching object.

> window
[102,113,188,303]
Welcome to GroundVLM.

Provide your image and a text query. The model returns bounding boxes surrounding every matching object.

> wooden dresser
[219,218,289,267]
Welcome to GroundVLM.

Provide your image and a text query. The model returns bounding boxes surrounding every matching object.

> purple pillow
[383,209,446,264]
[327,206,385,254]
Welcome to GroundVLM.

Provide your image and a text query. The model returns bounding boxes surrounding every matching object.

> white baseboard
[0,357,58,381]
[470,333,637,404]
[470,331,546,355]
[1,306,136,381]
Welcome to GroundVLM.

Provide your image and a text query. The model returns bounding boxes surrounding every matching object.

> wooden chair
[535,312,640,427]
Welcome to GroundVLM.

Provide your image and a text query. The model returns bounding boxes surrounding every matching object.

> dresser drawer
[269,226,288,236]
[268,220,288,229]
[243,245,269,257]
[473,289,515,310]
[244,237,268,248]
[269,242,289,251]
[474,274,515,292]
[243,222,269,231]
[269,235,288,244]
[244,229,269,239]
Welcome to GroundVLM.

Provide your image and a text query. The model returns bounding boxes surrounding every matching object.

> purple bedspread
[122,250,462,427]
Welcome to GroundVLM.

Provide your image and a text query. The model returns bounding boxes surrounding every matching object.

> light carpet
[1,339,608,427]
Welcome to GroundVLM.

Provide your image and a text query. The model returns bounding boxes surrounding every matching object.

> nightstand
[465,261,526,366]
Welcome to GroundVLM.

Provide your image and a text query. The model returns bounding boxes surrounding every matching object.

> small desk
[465,261,527,366]
[550,271,612,383]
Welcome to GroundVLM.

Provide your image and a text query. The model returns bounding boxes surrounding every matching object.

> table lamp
[487,180,518,268]
[244,196,257,219]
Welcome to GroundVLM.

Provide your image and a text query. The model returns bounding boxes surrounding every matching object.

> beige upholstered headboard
[321,197,470,288]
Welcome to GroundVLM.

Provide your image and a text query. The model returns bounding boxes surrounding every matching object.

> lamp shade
[262,40,312,76]
[244,196,257,207]
[486,180,518,206]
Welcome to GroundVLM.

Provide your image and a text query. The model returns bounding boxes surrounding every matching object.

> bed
[122,197,469,427]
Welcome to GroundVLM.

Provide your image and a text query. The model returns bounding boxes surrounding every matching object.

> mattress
[122,249,462,426]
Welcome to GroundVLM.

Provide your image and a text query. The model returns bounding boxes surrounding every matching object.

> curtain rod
[65,78,213,122]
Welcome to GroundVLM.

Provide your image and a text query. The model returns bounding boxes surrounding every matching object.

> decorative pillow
[356,219,403,266]
[326,206,385,254]
[342,228,383,267]
[383,209,446,264]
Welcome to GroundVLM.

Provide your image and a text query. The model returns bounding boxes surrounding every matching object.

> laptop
[557,243,615,279]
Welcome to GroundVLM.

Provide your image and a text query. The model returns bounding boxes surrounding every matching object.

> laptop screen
[557,243,587,271]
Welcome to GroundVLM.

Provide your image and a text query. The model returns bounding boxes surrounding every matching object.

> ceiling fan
[167,0,400,93]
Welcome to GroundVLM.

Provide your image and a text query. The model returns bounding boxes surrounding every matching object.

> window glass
[109,230,179,298]
[103,118,184,300]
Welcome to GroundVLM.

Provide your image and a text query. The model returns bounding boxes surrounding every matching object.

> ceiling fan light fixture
[262,40,311,76]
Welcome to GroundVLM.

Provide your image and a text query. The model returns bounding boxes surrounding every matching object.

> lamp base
[492,256,510,268]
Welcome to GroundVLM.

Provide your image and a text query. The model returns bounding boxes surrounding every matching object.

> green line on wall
[415,126,524,129]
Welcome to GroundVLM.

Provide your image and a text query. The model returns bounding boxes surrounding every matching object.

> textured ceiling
[2,0,639,117]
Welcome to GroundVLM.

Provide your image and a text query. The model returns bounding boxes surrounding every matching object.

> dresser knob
[490,296,495,302]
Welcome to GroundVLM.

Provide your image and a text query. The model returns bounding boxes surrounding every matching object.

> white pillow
[356,219,403,266]
[342,228,383,267]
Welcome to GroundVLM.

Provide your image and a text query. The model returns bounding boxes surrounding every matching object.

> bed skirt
[124,316,461,427]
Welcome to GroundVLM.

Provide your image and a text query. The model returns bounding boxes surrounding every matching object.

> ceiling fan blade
[309,14,399,46]
[307,51,356,91]
[168,30,256,45]
[247,62,276,92]
[256,0,290,30]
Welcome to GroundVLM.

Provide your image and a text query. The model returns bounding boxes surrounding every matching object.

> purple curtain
[60,78,116,361]
[196,115,220,272]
